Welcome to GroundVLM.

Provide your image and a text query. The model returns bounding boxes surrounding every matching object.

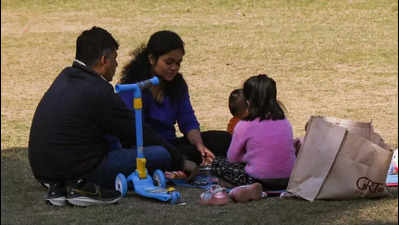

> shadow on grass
[1,147,398,225]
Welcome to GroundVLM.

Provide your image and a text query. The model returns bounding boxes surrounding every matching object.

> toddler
[227,89,248,134]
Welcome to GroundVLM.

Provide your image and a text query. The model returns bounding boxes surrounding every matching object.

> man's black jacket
[28,62,184,182]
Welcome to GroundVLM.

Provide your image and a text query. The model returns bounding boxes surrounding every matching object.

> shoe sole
[229,183,263,203]
[199,197,230,206]
[67,196,121,207]
[46,197,67,207]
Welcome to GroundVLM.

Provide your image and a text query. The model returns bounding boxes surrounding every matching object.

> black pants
[211,157,258,186]
[211,157,290,190]
[171,130,232,165]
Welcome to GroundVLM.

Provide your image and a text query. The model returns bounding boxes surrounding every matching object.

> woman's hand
[186,129,215,166]
[197,144,215,166]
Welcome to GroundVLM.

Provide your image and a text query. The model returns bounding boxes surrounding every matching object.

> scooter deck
[128,171,174,202]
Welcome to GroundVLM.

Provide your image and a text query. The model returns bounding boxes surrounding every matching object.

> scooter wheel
[115,173,128,197]
[170,191,181,204]
[152,169,167,188]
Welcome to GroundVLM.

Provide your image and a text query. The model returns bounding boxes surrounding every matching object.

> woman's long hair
[119,30,187,103]
[243,74,286,121]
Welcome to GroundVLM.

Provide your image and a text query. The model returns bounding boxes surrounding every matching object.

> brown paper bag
[287,116,393,201]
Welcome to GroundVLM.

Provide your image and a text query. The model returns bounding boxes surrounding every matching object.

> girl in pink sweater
[211,74,296,190]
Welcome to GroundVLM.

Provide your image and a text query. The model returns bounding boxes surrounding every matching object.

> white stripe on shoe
[46,196,67,207]
[67,196,122,207]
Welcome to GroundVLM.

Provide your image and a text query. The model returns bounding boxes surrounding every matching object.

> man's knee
[144,145,171,161]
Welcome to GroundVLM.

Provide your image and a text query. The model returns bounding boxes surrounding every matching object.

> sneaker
[228,182,266,203]
[46,182,67,207]
[66,179,121,207]
[199,184,230,206]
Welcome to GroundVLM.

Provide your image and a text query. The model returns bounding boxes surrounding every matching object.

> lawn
[1,0,398,224]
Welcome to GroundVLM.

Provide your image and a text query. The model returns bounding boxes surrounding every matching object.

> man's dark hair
[75,26,119,67]
[228,88,247,117]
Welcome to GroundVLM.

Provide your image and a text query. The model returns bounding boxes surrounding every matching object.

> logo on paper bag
[356,177,385,193]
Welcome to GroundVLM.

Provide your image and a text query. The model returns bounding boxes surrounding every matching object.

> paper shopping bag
[287,116,393,201]
[322,116,391,150]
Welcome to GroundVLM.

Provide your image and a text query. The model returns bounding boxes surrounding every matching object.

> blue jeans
[85,145,172,189]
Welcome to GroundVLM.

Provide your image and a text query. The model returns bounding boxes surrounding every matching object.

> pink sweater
[227,118,296,179]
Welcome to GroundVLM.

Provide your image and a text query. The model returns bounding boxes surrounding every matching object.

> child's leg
[210,157,257,187]
[210,157,266,203]
[229,182,264,202]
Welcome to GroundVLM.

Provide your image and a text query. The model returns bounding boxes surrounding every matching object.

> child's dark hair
[243,74,285,121]
[119,30,186,103]
[228,89,247,117]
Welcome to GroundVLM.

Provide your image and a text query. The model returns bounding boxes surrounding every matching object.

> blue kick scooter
[114,76,182,204]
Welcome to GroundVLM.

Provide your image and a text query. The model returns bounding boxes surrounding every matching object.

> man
[29,26,192,207]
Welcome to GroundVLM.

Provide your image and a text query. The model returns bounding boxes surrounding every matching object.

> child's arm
[227,116,240,134]
[227,123,247,163]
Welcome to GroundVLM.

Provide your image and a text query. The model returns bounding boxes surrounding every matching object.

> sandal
[199,185,230,206]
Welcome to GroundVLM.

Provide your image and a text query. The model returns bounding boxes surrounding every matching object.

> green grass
[2,0,398,224]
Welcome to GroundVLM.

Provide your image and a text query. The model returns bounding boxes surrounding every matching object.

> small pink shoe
[229,183,266,203]
[199,185,230,206]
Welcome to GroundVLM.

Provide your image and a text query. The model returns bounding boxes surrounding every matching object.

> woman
[119,30,231,167]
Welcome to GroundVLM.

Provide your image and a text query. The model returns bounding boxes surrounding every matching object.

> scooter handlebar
[115,76,159,93]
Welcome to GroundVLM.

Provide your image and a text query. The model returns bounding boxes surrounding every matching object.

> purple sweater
[119,88,200,142]
[227,118,296,179]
